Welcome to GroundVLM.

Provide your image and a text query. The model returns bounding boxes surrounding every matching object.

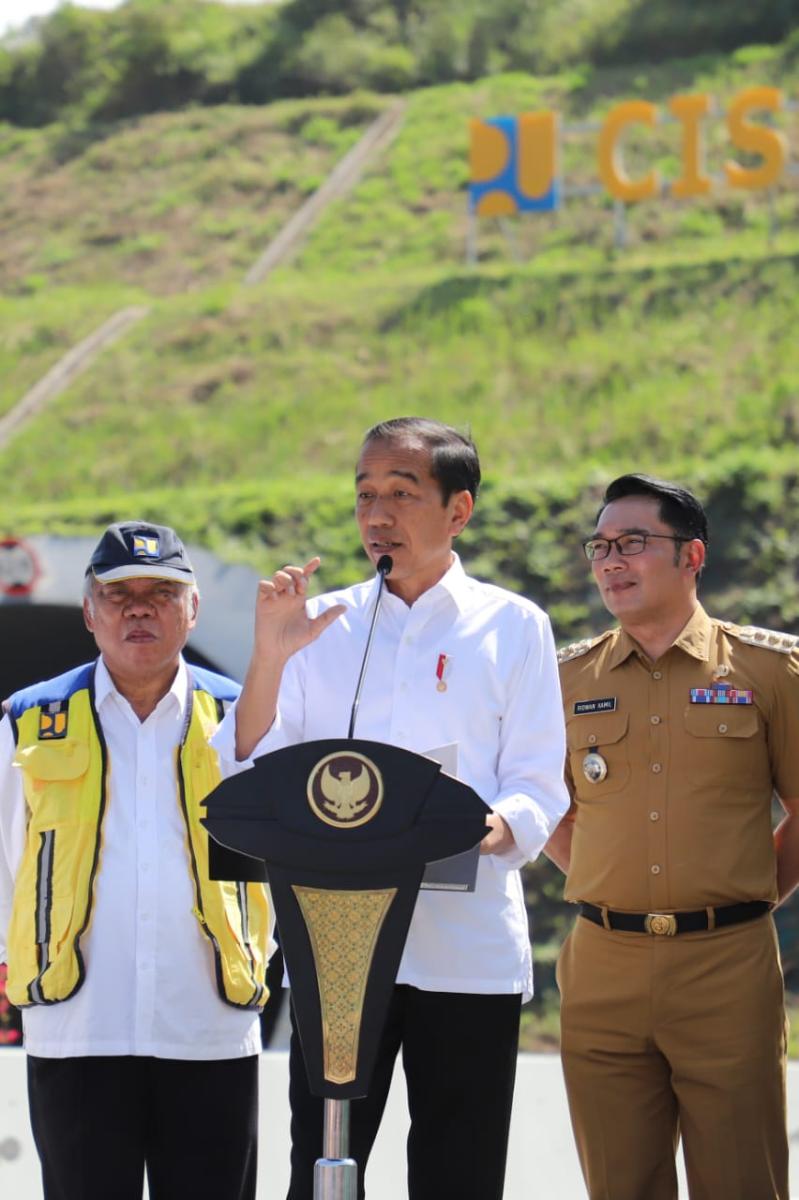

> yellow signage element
[669,92,713,199]
[598,85,787,203]
[598,100,659,203]
[724,86,787,191]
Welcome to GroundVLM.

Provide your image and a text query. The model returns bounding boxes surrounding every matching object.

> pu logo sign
[468,86,789,214]
[469,113,560,215]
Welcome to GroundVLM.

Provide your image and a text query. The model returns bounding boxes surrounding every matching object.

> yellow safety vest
[5,662,270,1010]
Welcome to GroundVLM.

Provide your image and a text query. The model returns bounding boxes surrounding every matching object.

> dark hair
[599,473,709,545]
[361,417,481,503]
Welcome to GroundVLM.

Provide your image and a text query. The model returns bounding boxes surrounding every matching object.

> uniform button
[651,864,661,875]
[651,762,662,774]
[649,811,660,821]
[588,734,597,745]
[652,671,663,680]
[718,723,728,733]
[650,715,661,725]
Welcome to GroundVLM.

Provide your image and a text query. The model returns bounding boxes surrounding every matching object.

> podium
[203,736,490,1198]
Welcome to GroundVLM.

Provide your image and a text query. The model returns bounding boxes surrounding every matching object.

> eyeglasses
[582,533,691,561]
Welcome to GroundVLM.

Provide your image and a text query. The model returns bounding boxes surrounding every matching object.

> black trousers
[27,1054,258,1200]
[287,985,522,1200]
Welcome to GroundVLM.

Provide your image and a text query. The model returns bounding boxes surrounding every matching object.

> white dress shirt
[0,656,262,1060]
[251,556,569,1000]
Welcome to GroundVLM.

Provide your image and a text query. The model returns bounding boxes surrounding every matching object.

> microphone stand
[314,555,392,1200]
[347,554,393,740]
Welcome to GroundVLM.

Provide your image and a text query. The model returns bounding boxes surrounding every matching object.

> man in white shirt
[233,417,569,1199]
[0,521,271,1200]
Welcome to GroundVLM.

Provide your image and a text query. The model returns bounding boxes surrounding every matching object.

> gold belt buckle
[645,913,677,936]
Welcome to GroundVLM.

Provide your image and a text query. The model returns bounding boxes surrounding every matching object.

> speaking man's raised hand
[253,557,346,666]
[236,557,345,759]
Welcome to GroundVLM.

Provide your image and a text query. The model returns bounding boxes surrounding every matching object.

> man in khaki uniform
[546,472,799,1200]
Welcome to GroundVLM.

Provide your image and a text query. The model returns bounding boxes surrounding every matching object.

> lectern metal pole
[313,1098,357,1200]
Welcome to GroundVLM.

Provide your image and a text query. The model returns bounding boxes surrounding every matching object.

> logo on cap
[307,752,384,828]
[133,535,160,559]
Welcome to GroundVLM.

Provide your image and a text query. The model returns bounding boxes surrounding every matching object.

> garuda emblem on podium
[307,751,384,828]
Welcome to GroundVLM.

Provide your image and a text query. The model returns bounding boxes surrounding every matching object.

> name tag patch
[574,697,617,715]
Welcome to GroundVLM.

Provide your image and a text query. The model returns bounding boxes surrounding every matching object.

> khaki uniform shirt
[558,604,799,912]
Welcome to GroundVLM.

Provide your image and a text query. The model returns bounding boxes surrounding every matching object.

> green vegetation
[2,0,796,126]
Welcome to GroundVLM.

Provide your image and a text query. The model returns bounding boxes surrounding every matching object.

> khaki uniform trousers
[558,913,788,1200]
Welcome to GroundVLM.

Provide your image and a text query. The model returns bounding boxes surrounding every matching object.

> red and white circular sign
[0,538,41,596]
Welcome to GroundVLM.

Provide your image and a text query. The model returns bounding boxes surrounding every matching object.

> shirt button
[651,762,662,774]
[718,723,728,734]
[651,864,661,875]
[649,811,660,821]
[650,715,661,725]
[652,671,663,680]
[588,734,597,745]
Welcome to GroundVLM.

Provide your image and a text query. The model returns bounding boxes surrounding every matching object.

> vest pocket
[13,740,91,829]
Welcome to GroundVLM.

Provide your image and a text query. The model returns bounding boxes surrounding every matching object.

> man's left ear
[450,490,474,537]
[685,539,706,575]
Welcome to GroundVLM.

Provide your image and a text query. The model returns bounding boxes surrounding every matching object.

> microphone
[347,555,393,739]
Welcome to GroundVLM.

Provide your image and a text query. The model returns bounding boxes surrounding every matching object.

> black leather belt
[579,899,771,936]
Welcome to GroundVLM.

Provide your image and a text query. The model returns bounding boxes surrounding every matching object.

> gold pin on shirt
[436,653,450,692]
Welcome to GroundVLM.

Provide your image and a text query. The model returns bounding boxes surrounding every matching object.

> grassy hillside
[2,252,798,499]
[1,42,798,492]
[0,94,386,297]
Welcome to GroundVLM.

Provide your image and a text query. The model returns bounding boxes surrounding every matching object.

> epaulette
[557,630,614,665]
[722,623,799,655]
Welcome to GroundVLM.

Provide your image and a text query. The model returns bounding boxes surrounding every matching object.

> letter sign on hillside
[469,85,790,218]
